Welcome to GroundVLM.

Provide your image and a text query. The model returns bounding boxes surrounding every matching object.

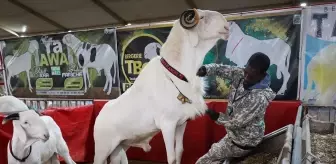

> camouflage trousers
[196,135,251,164]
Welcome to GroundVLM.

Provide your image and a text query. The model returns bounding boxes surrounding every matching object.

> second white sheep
[2,110,76,164]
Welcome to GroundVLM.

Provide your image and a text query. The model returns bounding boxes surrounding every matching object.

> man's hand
[206,109,219,121]
[196,66,207,77]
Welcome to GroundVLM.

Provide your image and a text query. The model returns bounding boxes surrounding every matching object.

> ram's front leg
[175,122,187,164]
[82,67,88,92]
[161,121,177,164]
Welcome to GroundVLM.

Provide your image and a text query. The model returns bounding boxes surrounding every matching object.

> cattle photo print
[1,29,121,99]
[203,14,301,100]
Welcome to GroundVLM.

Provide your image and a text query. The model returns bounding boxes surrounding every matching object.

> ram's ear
[187,30,199,47]
[12,121,27,145]
[15,122,38,149]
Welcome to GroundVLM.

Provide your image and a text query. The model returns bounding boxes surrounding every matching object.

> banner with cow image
[203,14,301,100]
[300,4,336,106]
[117,14,300,100]
[0,41,6,96]
[117,27,171,93]
[1,29,121,99]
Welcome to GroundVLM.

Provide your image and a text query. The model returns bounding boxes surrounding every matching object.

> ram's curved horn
[2,113,20,125]
[180,8,200,29]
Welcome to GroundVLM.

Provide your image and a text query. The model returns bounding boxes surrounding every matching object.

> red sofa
[0,100,300,164]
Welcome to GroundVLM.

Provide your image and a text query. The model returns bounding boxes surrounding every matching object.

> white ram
[62,34,118,95]
[5,40,40,95]
[225,21,291,95]
[144,42,162,60]
[2,110,76,164]
[93,9,230,164]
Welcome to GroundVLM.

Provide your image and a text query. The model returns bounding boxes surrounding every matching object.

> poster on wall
[0,41,6,96]
[203,14,301,99]
[1,28,120,99]
[300,4,336,106]
[117,27,171,93]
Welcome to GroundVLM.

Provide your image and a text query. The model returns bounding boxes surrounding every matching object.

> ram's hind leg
[94,138,120,164]
[108,145,128,164]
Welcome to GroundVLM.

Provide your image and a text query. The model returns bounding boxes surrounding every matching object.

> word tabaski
[125,53,142,59]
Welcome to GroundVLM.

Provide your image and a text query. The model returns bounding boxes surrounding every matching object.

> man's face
[243,65,264,89]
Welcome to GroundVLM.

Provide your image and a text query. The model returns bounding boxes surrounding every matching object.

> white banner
[300,4,336,106]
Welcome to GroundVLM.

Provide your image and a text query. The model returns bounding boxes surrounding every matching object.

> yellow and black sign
[120,30,167,92]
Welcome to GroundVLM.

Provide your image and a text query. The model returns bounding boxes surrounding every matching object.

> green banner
[203,14,300,99]
[117,14,300,100]
[1,29,120,99]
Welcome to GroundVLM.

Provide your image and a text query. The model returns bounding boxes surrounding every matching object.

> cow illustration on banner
[1,29,120,99]
[300,4,336,106]
[203,14,300,99]
[117,27,170,93]
[0,41,6,95]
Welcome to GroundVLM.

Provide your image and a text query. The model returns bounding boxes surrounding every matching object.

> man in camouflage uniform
[196,52,276,164]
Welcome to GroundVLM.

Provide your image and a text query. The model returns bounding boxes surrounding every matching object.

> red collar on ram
[160,57,189,83]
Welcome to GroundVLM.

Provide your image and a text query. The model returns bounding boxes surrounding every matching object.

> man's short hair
[247,52,270,73]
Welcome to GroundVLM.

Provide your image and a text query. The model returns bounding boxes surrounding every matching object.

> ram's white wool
[0,96,29,113]
[93,9,229,164]
[5,40,39,95]
[4,110,75,164]
[62,34,118,95]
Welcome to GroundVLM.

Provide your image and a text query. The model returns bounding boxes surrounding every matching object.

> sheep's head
[62,34,73,46]
[144,42,161,60]
[62,34,81,48]
[2,110,49,148]
[179,9,229,47]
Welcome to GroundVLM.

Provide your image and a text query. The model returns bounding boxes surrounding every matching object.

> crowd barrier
[0,100,300,164]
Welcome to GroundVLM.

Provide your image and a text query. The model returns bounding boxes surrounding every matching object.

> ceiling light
[22,25,27,32]
[126,23,131,26]
[68,30,72,32]
[20,35,25,38]
[300,2,307,7]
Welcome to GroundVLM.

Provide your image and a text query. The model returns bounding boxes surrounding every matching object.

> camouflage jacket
[204,64,276,147]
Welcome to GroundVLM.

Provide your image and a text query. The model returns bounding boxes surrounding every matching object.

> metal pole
[292,105,303,164]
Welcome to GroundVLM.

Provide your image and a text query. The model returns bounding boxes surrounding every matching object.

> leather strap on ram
[9,139,32,162]
[160,57,188,83]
